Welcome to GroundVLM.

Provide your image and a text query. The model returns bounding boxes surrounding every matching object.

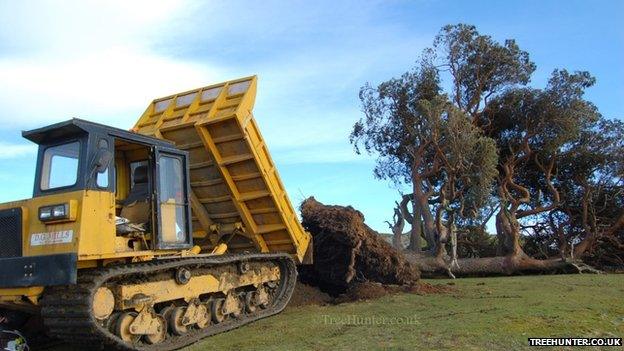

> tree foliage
[352,65,441,185]
[433,24,536,117]
[353,23,623,273]
[351,60,498,259]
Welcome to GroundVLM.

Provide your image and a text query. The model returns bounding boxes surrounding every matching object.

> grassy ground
[49,274,622,351]
[189,274,622,351]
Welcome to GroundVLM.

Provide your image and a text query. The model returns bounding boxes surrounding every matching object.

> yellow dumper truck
[0,76,311,350]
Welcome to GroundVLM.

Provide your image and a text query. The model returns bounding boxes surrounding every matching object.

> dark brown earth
[298,197,420,297]
[288,282,334,307]
[289,280,452,307]
[333,281,452,303]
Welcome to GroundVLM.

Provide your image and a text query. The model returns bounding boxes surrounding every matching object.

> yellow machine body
[0,76,311,317]
[0,190,194,306]
[0,191,116,260]
[134,75,311,262]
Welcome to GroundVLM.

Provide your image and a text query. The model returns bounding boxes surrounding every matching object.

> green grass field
[189,274,622,351]
[49,274,622,351]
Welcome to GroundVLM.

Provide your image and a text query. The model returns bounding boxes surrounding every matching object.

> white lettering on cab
[30,230,74,246]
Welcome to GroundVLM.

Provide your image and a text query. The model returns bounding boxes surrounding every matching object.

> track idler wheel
[169,307,188,335]
[211,298,226,324]
[115,312,140,344]
[245,291,257,313]
[93,287,115,321]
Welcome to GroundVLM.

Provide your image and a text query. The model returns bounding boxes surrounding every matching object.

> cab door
[153,149,192,249]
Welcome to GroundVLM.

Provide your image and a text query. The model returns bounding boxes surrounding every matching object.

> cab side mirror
[94,148,113,173]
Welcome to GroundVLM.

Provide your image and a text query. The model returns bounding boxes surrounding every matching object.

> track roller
[115,312,140,344]
[169,307,188,335]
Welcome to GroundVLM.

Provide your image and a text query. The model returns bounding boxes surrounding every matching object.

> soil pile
[288,282,333,307]
[335,281,453,303]
[299,197,419,296]
[289,281,452,307]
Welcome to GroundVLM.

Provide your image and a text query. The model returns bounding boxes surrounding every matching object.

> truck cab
[0,119,193,292]
[0,77,311,349]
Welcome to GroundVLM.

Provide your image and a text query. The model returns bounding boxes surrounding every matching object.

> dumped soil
[289,281,453,307]
[288,282,334,307]
[299,197,420,296]
[334,281,453,303]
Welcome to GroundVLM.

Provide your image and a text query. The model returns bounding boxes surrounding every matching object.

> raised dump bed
[133,76,311,263]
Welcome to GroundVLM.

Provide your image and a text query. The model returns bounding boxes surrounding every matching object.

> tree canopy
[352,23,623,275]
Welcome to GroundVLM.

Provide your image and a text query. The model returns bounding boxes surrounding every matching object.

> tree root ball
[299,197,419,295]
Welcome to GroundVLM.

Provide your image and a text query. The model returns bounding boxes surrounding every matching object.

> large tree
[481,69,602,271]
[354,23,619,277]
[352,64,441,253]
[351,63,498,275]
[545,117,624,266]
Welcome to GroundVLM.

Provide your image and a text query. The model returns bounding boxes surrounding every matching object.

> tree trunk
[407,199,423,252]
[406,252,595,277]
[495,205,523,256]
[450,229,458,269]
[387,204,405,250]
[393,230,403,249]
[412,181,436,250]
[434,207,447,258]
[447,212,459,269]
[404,203,601,278]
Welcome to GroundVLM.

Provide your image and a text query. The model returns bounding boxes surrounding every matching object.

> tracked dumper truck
[0,76,312,350]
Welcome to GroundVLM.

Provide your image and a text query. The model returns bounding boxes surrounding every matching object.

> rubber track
[40,253,297,351]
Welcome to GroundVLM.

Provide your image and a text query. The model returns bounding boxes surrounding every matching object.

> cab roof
[22,118,175,147]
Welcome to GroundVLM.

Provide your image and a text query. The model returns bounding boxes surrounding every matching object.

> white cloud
[0,0,218,130]
[0,47,224,129]
[0,142,37,159]
[0,0,428,159]
[0,0,191,55]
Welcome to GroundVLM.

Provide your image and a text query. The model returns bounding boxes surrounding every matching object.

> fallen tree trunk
[405,252,601,278]
[300,198,600,281]
[299,197,419,295]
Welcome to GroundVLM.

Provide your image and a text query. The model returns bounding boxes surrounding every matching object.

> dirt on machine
[0,76,311,350]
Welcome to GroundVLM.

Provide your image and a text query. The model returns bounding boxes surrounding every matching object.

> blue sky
[0,0,622,232]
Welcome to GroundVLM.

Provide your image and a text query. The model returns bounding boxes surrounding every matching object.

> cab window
[96,139,110,188]
[158,155,188,244]
[41,141,80,190]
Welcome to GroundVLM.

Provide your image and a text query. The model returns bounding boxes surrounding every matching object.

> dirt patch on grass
[289,282,334,307]
[299,197,419,297]
[290,281,453,306]
[335,281,454,303]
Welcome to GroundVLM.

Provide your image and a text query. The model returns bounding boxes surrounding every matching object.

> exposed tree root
[299,197,419,295]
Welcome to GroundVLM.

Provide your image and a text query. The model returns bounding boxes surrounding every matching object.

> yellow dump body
[133,76,311,263]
